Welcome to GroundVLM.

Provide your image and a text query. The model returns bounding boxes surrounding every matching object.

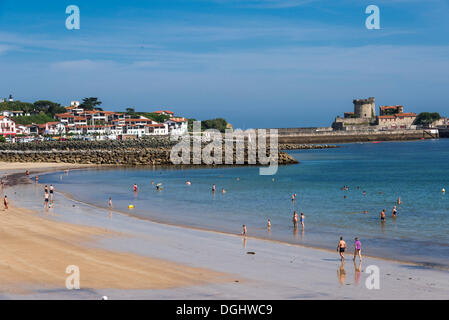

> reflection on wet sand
[354,260,362,285]
[242,236,247,249]
[337,261,346,286]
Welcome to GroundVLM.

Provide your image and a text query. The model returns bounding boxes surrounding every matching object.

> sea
[38,139,449,269]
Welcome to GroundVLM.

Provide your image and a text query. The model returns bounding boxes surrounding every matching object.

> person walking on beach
[300,212,305,229]
[380,209,386,222]
[353,237,362,261]
[3,195,8,210]
[242,225,247,236]
[337,237,346,261]
[392,206,397,217]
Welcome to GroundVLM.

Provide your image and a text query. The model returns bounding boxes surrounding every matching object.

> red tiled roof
[395,113,416,117]
[55,113,74,118]
[145,124,165,127]
[377,115,395,119]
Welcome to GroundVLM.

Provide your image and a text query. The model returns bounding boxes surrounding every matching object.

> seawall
[271,128,431,144]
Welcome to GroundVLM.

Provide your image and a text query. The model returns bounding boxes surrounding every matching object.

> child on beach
[3,195,8,210]
[337,237,346,261]
[353,237,362,261]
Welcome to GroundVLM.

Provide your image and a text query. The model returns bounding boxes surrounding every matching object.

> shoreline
[6,164,449,273]
[2,162,449,299]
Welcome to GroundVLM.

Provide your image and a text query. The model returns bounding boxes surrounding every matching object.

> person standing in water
[133,184,138,192]
[380,209,386,222]
[397,197,402,205]
[242,225,247,236]
[353,237,362,261]
[44,192,49,209]
[212,184,216,193]
[300,212,305,229]
[337,237,346,261]
[292,211,298,228]
[267,219,271,229]
[49,185,54,202]
[108,197,113,208]
[392,206,398,217]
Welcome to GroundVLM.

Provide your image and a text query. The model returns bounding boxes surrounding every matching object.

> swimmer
[363,210,368,214]
[353,237,362,262]
[25,170,30,176]
[442,188,446,193]
[300,212,305,229]
[344,195,347,199]
[222,188,226,194]
[151,181,154,186]
[397,197,402,205]
[392,206,397,217]
[291,194,296,202]
[108,197,112,208]
[3,195,8,210]
[186,181,191,186]
[242,225,247,236]
[337,237,346,261]
[380,209,386,222]
[236,177,240,181]
[363,191,367,196]
[35,175,39,182]
[212,184,216,193]
[133,184,138,192]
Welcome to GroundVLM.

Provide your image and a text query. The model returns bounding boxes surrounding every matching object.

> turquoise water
[39,139,449,268]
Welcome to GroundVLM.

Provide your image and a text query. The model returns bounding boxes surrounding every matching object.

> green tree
[201,118,228,133]
[33,100,66,117]
[80,97,102,111]
[0,136,6,143]
[414,112,441,125]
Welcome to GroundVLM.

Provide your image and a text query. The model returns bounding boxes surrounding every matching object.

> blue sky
[0,0,448,128]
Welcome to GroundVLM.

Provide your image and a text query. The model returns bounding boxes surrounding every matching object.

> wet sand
[0,205,230,295]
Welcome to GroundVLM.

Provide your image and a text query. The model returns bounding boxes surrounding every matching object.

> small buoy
[128,205,134,209]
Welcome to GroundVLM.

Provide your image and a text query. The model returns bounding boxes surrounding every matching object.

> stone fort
[333,97,417,131]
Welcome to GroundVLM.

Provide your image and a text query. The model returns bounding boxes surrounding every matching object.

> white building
[165,117,188,135]
[0,116,16,138]
[1,110,29,117]
[145,123,169,135]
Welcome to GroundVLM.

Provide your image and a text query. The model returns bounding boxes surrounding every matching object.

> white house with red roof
[0,116,16,137]
[152,110,175,117]
[164,117,188,135]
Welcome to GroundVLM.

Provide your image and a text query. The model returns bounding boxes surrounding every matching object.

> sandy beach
[1,162,448,299]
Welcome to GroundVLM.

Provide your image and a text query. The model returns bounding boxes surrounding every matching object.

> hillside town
[0,99,188,142]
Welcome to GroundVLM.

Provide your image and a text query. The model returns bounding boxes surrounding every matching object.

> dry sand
[0,205,230,294]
